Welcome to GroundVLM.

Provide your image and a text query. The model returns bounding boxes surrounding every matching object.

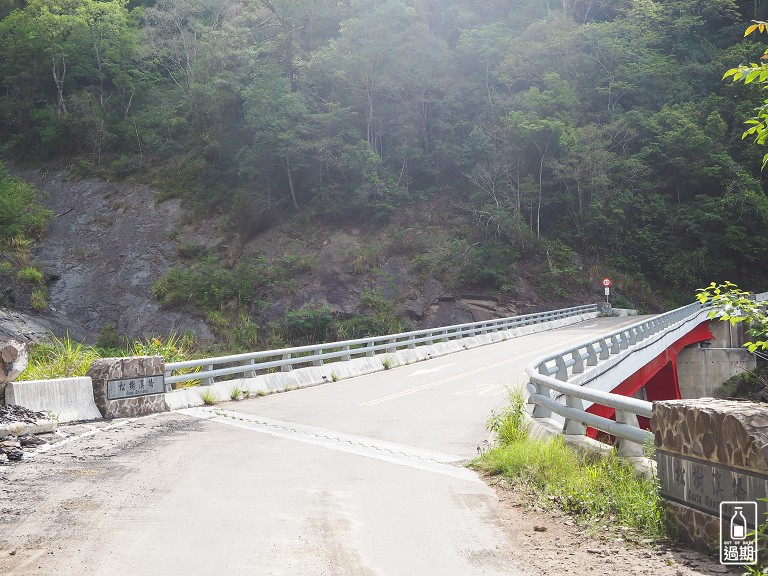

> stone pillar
[87,356,168,419]
[651,398,768,553]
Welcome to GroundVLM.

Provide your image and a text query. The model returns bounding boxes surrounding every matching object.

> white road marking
[408,363,455,378]
[453,384,507,396]
[359,323,641,406]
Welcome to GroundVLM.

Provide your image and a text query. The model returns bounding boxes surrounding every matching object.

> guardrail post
[531,365,553,419]
[619,332,629,350]
[599,339,610,360]
[203,365,214,386]
[387,338,397,353]
[341,345,351,361]
[563,395,587,435]
[614,410,645,457]
[312,352,324,367]
[610,335,621,354]
[586,343,598,366]
[366,342,376,357]
[571,349,584,374]
[555,356,568,381]
[245,359,257,378]
[281,353,293,372]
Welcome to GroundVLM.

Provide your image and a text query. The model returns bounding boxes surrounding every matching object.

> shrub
[281,305,335,345]
[17,266,44,286]
[152,255,278,311]
[29,289,47,310]
[0,163,53,246]
[486,391,528,445]
[97,323,125,351]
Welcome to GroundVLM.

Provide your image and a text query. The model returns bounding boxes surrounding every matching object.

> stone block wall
[87,356,168,419]
[651,398,768,553]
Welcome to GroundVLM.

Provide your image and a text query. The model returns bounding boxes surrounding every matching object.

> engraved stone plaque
[88,356,168,418]
[107,374,165,400]
[657,450,768,525]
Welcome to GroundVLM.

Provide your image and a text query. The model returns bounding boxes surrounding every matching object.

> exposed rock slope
[9,166,213,342]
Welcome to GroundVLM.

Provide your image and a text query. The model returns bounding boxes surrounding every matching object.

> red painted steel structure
[585,321,714,438]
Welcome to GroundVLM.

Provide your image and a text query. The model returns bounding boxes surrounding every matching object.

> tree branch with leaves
[696,282,768,352]
[723,20,768,169]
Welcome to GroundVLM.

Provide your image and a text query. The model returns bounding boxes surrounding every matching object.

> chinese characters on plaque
[106,375,165,400]
[657,450,766,566]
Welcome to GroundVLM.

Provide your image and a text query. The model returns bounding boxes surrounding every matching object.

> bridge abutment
[677,346,756,399]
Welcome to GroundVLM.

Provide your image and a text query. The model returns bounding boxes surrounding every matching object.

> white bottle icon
[731,507,747,540]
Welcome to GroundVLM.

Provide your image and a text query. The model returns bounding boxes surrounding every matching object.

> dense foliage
[697,281,768,350]
[0,161,52,309]
[0,162,52,250]
[2,0,768,297]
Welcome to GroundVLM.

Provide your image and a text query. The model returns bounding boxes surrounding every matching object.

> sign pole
[601,278,612,307]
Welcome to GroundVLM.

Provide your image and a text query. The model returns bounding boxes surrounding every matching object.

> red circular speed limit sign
[602,278,612,287]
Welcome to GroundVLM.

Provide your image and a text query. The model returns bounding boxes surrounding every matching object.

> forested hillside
[2,0,768,340]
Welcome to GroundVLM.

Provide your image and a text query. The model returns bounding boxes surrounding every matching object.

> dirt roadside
[0,414,740,576]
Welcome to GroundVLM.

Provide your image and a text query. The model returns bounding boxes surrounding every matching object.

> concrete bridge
[1,302,762,574]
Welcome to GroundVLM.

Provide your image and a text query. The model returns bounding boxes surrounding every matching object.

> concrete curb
[165,312,599,410]
[6,377,102,423]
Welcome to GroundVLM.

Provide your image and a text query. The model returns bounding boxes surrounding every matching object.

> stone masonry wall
[87,356,168,419]
[651,398,768,553]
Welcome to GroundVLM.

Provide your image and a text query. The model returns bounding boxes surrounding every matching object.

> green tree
[724,20,768,168]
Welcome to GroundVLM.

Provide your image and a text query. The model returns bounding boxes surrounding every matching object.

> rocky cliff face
[2,166,583,346]
[7,166,213,343]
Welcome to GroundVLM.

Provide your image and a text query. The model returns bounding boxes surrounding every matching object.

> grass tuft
[473,392,668,541]
[200,389,218,405]
[20,334,101,380]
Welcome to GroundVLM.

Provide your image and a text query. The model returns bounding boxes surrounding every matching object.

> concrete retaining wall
[6,377,102,422]
[677,347,756,399]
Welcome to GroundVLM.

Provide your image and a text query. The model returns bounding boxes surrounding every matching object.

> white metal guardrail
[165,304,598,387]
[526,302,707,453]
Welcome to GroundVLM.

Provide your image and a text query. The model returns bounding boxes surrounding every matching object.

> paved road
[1,315,648,576]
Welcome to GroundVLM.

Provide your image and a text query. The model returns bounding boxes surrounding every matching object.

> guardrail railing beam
[526,301,707,453]
[163,304,599,387]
